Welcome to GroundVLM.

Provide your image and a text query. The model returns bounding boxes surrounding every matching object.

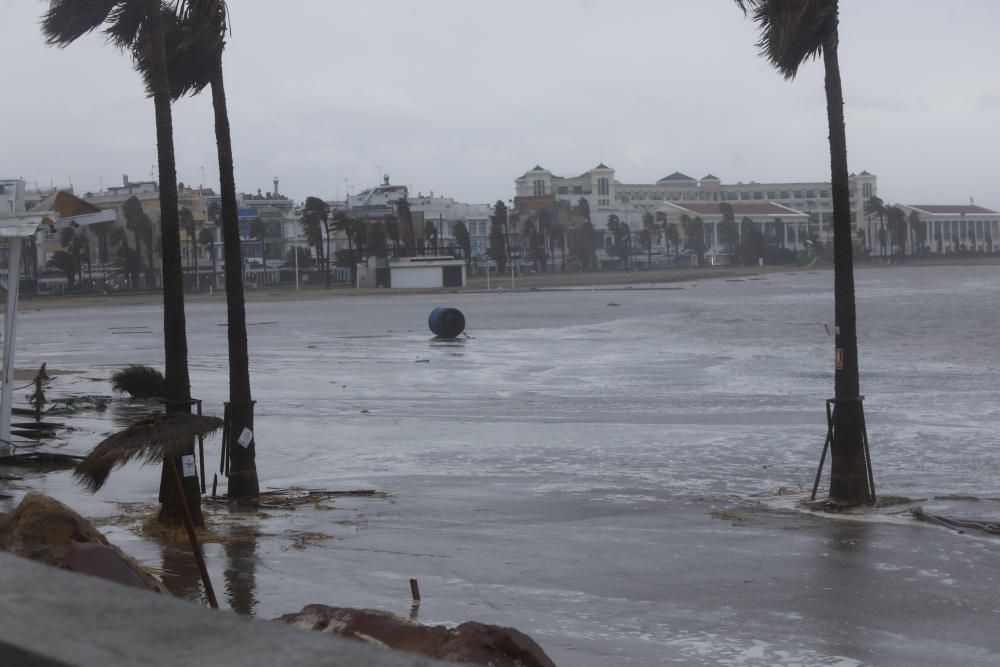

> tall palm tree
[122,196,148,287]
[180,206,199,290]
[453,220,471,270]
[737,0,872,504]
[146,0,257,497]
[198,225,218,288]
[719,202,736,259]
[42,11,194,532]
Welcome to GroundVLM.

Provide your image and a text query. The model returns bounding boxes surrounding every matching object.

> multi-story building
[515,164,877,244]
[409,193,493,258]
[897,204,1000,254]
[0,179,26,214]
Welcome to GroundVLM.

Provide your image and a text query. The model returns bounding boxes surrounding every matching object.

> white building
[514,164,877,241]
[898,204,999,254]
[409,193,493,257]
[0,179,26,214]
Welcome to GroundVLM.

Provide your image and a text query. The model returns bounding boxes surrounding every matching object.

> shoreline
[14,255,999,311]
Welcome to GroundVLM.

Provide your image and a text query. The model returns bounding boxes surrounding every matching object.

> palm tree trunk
[824,29,871,505]
[212,68,258,499]
[145,0,201,525]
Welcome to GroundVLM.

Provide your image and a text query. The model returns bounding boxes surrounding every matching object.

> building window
[780,191,789,199]
[598,178,609,197]
[533,180,545,196]
[727,192,738,201]
[753,192,764,200]
[557,186,568,194]
[740,192,750,200]
[793,191,804,199]
[862,183,872,199]
[767,191,776,199]
[571,186,582,194]
[820,190,829,198]
[806,190,816,198]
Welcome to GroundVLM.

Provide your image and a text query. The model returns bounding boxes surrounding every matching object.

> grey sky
[5,1,1000,207]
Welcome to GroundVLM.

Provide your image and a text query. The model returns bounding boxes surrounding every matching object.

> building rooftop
[908,204,998,216]
[657,172,696,183]
[665,202,805,216]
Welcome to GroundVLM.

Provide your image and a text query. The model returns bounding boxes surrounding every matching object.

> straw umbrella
[75,412,222,608]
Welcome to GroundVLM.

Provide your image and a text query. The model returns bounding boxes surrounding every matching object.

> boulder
[279,605,556,666]
[0,492,167,593]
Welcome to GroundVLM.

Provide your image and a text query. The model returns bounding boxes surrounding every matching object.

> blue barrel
[428,307,465,338]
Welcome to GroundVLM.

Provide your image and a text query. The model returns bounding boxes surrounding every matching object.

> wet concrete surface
[3,264,1000,665]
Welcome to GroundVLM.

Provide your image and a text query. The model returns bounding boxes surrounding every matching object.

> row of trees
[42,0,258,525]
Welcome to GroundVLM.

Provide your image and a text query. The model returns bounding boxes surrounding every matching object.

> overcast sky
[4,1,1000,208]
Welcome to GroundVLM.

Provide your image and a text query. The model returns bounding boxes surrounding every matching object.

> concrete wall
[0,553,453,667]
[392,266,442,289]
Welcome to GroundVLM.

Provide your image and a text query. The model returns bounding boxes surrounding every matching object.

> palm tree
[737,0,873,504]
[46,251,79,290]
[453,220,471,270]
[198,225,217,288]
[180,207,199,290]
[865,196,885,258]
[664,220,681,266]
[300,196,329,286]
[423,219,439,255]
[122,196,148,287]
[641,211,656,269]
[719,202,736,260]
[45,0,216,522]
[148,0,257,497]
[490,201,508,273]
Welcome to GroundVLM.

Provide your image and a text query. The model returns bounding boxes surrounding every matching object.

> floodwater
[3,264,1000,666]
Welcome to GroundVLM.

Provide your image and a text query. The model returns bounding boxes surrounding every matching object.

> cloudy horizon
[4,0,1000,208]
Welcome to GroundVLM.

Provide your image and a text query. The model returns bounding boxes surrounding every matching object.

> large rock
[0,492,167,593]
[279,605,556,666]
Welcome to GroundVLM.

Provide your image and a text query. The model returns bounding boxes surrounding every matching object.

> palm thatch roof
[75,412,223,492]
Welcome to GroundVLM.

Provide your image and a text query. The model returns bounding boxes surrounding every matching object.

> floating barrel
[428,307,465,339]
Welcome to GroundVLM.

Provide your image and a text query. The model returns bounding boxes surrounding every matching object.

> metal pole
[0,238,23,447]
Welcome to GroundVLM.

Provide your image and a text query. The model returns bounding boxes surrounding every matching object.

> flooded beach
[3,264,1000,666]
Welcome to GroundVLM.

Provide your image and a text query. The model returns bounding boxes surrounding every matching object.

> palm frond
[749,0,839,80]
[111,365,166,399]
[41,0,120,47]
[103,1,150,50]
[74,412,223,492]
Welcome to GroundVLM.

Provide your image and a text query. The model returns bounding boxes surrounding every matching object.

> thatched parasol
[75,411,224,609]
[75,412,222,492]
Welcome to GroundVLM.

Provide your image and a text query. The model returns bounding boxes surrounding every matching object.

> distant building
[514,164,877,242]
[0,179,26,214]
[409,193,493,258]
[897,204,1000,254]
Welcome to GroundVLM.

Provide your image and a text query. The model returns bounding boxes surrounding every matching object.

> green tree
[122,196,150,287]
[198,225,217,288]
[607,215,630,270]
[180,207,199,290]
[47,250,79,290]
[664,221,681,265]
[641,211,656,269]
[682,215,706,267]
[423,219,439,255]
[490,201,508,273]
[909,210,925,255]
[300,196,329,286]
[738,0,872,504]
[865,196,885,258]
[772,217,785,249]
[453,220,471,270]
[719,202,737,258]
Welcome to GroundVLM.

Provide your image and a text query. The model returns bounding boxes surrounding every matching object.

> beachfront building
[655,201,809,263]
[409,193,493,259]
[514,164,877,246]
[897,204,1000,255]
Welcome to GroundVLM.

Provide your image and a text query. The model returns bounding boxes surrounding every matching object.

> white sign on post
[237,427,254,448]
[181,454,197,478]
